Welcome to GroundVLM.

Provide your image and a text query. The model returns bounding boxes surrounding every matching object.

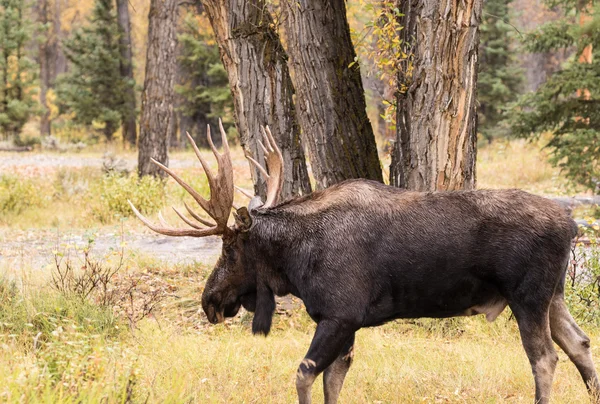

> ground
[0,138,598,403]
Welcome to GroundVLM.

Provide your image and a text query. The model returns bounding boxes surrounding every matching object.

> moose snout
[204,304,225,324]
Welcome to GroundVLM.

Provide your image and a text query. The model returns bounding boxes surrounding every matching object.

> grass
[1,138,599,402]
[477,137,581,196]
[131,316,600,403]
[2,264,599,403]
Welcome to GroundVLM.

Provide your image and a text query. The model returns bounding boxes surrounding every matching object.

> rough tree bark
[38,0,51,136]
[138,0,179,178]
[389,0,481,191]
[116,0,137,147]
[201,0,311,199]
[282,0,383,189]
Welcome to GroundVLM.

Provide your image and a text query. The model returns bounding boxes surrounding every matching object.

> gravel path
[0,228,222,271]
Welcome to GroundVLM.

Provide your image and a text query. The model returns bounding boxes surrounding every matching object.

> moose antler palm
[129,121,284,237]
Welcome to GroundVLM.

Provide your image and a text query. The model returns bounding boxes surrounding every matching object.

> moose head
[129,121,283,333]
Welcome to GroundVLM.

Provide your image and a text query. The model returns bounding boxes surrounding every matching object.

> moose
[130,122,599,404]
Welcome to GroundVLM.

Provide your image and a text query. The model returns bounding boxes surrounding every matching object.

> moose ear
[233,207,253,231]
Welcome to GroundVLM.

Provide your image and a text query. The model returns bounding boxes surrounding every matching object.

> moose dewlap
[130,122,599,404]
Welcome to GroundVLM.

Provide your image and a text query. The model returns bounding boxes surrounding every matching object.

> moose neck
[247,210,308,298]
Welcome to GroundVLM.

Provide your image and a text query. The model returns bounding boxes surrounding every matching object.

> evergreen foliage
[176,13,233,144]
[477,0,522,142]
[56,0,133,141]
[510,1,600,191]
[0,0,38,140]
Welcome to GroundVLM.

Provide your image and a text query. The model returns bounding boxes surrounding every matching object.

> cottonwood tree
[282,0,383,189]
[390,0,482,191]
[201,0,311,199]
[138,0,179,177]
[116,0,137,147]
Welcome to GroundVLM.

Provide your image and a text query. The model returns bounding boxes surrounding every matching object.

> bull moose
[129,122,599,404]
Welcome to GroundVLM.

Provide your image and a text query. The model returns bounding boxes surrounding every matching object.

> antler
[128,119,234,237]
[246,126,284,208]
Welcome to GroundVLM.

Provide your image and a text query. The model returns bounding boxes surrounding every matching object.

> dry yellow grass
[476,138,578,196]
[132,314,600,403]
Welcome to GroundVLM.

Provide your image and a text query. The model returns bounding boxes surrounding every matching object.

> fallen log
[552,196,600,209]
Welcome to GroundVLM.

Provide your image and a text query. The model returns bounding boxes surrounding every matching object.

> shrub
[89,172,165,223]
[565,226,600,325]
[0,175,45,214]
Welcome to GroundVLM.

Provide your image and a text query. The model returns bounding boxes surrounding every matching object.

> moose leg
[550,295,600,400]
[296,320,356,404]
[512,305,558,404]
[323,333,355,404]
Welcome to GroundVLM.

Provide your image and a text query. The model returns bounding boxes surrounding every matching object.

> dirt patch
[0,228,222,271]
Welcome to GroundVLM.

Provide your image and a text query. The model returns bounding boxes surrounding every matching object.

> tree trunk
[116,0,137,147]
[202,0,311,200]
[53,0,67,80]
[138,0,179,178]
[38,0,51,136]
[282,0,382,189]
[390,0,480,191]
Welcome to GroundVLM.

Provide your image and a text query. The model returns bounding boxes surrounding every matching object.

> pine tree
[56,0,132,141]
[477,0,522,142]
[176,13,233,147]
[510,1,600,191]
[0,0,38,140]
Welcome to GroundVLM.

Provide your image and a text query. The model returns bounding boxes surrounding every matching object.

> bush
[0,175,46,214]
[565,226,600,325]
[89,172,166,223]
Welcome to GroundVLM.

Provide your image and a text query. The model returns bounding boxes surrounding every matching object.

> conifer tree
[176,13,233,147]
[478,0,522,142]
[56,0,131,141]
[0,0,38,140]
[510,1,600,191]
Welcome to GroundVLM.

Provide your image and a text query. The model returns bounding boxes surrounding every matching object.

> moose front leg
[296,319,356,404]
[323,333,355,404]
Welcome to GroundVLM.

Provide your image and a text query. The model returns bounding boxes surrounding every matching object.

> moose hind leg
[550,295,600,399]
[296,320,356,404]
[323,334,355,404]
[512,305,558,404]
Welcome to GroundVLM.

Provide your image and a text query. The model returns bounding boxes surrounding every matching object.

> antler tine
[172,206,207,230]
[261,126,275,152]
[150,158,213,217]
[257,139,269,156]
[235,185,254,200]
[128,200,221,237]
[261,125,284,208]
[186,131,216,187]
[183,201,215,227]
[218,118,230,154]
[246,155,270,179]
[158,211,171,228]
